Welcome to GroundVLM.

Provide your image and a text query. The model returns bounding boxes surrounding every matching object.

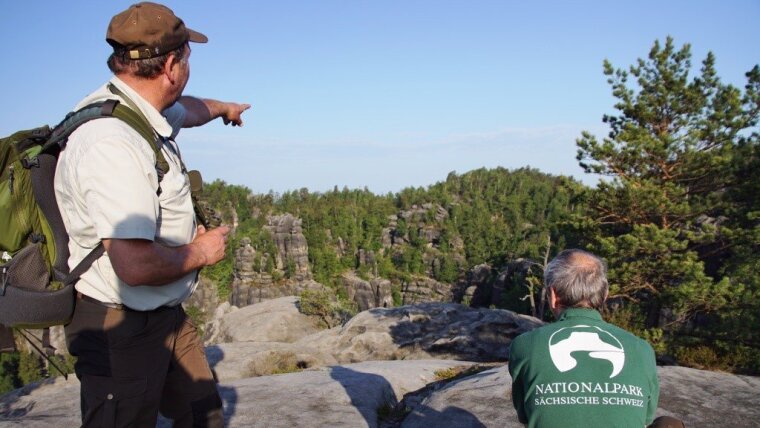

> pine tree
[18,351,44,385]
[576,37,759,371]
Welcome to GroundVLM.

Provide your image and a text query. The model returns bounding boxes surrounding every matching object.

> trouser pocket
[81,374,147,428]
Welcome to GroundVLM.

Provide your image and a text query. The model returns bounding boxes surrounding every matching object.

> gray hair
[107,44,187,79]
[545,249,608,310]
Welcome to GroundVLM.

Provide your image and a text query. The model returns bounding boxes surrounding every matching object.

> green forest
[200,38,759,375]
[2,37,757,392]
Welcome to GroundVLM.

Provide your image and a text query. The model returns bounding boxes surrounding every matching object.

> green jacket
[509,308,659,428]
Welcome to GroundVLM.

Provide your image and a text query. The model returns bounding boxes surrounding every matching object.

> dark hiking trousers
[65,294,223,428]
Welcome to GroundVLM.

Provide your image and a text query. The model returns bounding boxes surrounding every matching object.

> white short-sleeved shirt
[54,77,197,310]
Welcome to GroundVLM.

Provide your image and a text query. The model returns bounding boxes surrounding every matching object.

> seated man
[509,249,660,427]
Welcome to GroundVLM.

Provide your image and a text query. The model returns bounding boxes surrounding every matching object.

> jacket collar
[558,307,603,322]
[110,77,174,138]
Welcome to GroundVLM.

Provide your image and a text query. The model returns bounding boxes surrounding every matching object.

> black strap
[62,243,105,286]
[45,100,120,152]
[31,153,71,279]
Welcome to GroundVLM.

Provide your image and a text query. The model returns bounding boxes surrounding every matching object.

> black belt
[77,292,130,310]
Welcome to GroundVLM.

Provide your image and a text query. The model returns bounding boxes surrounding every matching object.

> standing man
[54,2,250,426]
[509,249,660,428]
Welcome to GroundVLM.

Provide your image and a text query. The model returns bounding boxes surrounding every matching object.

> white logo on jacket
[548,325,625,378]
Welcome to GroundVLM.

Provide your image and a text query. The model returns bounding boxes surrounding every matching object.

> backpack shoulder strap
[106,84,171,191]
[29,102,122,283]
[110,103,170,192]
[44,90,170,194]
[44,100,123,152]
[35,93,169,284]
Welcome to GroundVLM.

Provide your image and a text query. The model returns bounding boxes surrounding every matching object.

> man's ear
[163,53,178,84]
[548,287,558,310]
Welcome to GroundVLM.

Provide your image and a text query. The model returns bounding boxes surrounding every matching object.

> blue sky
[1,1,758,194]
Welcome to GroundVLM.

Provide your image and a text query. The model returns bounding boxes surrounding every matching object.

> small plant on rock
[299,288,357,328]
[247,351,306,377]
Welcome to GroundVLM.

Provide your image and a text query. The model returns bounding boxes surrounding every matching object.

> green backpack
[0,93,163,330]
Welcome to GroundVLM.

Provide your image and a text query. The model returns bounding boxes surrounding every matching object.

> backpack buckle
[29,233,46,244]
[1,266,8,296]
[21,156,40,169]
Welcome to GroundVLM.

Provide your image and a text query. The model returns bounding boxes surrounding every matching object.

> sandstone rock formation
[265,214,312,281]
[207,296,319,344]
[215,207,471,314]
[204,298,541,368]
[183,275,221,316]
[401,364,760,428]
[381,204,466,277]
[302,302,541,364]
[205,341,337,382]
[402,364,511,427]
[2,300,759,427]
[229,215,323,307]
[400,277,454,304]
[230,214,322,307]
[341,273,454,310]
[341,273,393,311]
[2,361,758,427]
[0,360,478,428]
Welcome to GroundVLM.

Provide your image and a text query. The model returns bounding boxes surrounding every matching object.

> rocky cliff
[184,199,534,321]
[340,273,394,311]
[222,207,463,313]
[182,202,566,359]
[229,214,322,308]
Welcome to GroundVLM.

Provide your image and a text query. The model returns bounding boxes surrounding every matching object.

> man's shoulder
[512,317,653,351]
[64,117,156,171]
[518,318,579,339]
[510,322,555,355]
[67,81,140,144]
[68,117,147,146]
[586,319,657,365]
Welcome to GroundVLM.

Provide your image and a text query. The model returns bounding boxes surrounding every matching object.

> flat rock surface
[655,365,760,427]
[1,362,759,427]
[206,341,338,382]
[218,360,478,428]
[0,360,475,428]
[0,376,80,427]
[3,300,759,427]
[402,365,760,428]
[402,365,512,428]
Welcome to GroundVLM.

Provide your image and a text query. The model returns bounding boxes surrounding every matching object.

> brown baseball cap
[106,2,207,60]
